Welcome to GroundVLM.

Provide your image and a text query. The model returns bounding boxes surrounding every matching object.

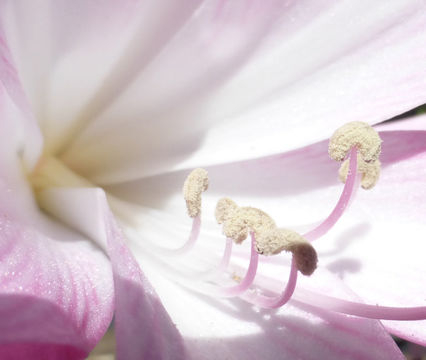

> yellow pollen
[232,273,242,283]
[329,121,382,163]
[183,168,209,218]
[256,228,317,276]
[339,154,381,189]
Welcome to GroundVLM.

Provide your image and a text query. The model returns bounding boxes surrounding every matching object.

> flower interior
[27,121,426,319]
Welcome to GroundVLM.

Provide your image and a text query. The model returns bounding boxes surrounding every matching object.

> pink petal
[60,1,426,183]
[38,188,186,360]
[0,98,114,358]
[0,197,114,359]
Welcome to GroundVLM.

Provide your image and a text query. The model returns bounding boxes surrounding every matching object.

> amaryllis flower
[1,1,426,359]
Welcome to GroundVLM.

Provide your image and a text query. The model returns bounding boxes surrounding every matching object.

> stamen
[183,168,209,218]
[154,122,407,317]
[155,234,258,298]
[215,197,238,224]
[218,232,259,297]
[292,288,426,321]
[215,198,314,275]
[304,146,358,242]
[329,121,382,163]
[210,198,318,306]
[186,237,234,281]
[216,198,275,243]
[256,228,317,276]
[246,270,426,320]
[339,155,380,189]
[154,169,208,256]
[242,260,298,309]
[145,169,208,256]
[154,215,201,256]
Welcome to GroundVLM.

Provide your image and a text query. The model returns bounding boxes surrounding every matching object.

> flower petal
[0,29,43,169]
[61,1,426,183]
[0,96,114,357]
[128,241,404,360]
[0,192,114,358]
[38,187,187,360]
[0,0,202,154]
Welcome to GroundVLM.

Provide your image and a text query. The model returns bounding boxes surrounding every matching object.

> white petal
[0,0,201,153]
[61,1,426,183]
[130,242,404,360]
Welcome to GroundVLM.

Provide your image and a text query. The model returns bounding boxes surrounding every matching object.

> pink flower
[1,1,426,359]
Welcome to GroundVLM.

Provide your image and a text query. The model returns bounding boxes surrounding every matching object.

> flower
[1,1,426,359]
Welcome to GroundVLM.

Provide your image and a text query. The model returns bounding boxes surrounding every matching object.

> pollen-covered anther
[339,154,381,189]
[183,168,209,218]
[256,228,318,276]
[329,121,382,163]
[215,198,238,224]
[215,198,275,243]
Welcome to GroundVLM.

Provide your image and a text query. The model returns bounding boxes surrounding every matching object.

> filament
[304,146,358,242]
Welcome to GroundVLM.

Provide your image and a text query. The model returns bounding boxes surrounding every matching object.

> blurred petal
[38,187,186,360]
[59,0,426,183]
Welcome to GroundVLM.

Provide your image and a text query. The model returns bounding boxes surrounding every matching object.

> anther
[183,168,209,218]
[215,198,238,224]
[216,199,317,276]
[329,121,382,163]
[339,155,381,189]
[215,198,275,243]
[256,228,317,276]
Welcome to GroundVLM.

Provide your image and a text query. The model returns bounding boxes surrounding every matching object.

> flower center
[30,155,93,192]
[28,155,129,222]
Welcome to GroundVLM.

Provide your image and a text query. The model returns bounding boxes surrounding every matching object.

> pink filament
[194,238,233,280]
[239,147,359,308]
[294,288,426,321]
[242,259,298,309]
[217,238,233,274]
[161,215,201,255]
[219,233,258,297]
[304,146,358,242]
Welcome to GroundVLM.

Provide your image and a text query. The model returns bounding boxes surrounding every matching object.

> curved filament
[219,233,259,297]
[242,258,298,309]
[304,146,358,242]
